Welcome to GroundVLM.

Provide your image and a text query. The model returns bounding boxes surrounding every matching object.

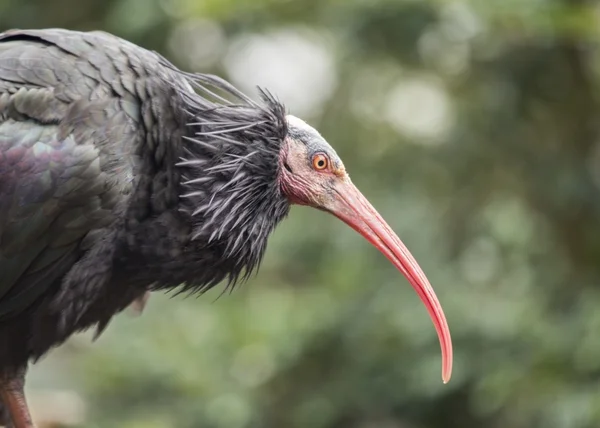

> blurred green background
[3,0,600,427]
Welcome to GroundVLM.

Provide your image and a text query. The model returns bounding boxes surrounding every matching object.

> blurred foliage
[3,0,600,427]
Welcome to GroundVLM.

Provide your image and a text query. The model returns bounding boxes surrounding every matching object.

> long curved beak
[324,177,453,383]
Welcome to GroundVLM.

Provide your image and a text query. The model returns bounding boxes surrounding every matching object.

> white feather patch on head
[285,115,323,139]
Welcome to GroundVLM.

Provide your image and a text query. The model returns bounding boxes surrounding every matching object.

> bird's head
[278,115,453,384]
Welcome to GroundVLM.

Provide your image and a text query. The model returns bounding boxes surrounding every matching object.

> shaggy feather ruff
[159,56,292,291]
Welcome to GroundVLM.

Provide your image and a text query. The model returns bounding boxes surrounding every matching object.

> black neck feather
[169,68,291,291]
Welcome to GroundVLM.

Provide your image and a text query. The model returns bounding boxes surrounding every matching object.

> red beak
[326,178,453,383]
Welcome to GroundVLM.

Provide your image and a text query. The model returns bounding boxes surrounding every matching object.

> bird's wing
[0,121,115,319]
[0,30,140,320]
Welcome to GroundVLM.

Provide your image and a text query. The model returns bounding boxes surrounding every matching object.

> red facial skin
[278,137,453,384]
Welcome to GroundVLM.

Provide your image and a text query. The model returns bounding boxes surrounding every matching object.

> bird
[0,28,453,427]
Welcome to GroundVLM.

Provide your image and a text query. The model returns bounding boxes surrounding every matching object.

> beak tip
[442,361,452,384]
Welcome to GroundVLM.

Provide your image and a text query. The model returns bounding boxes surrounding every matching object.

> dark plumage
[0,28,289,364]
[0,28,453,427]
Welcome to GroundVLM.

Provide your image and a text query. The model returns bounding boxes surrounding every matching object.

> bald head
[284,115,344,173]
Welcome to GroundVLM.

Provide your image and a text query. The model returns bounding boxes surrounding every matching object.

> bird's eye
[312,153,329,171]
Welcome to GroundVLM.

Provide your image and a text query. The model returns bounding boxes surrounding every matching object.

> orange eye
[312,153,329,171]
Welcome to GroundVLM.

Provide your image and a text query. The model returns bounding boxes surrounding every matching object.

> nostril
[284,162,292,173]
